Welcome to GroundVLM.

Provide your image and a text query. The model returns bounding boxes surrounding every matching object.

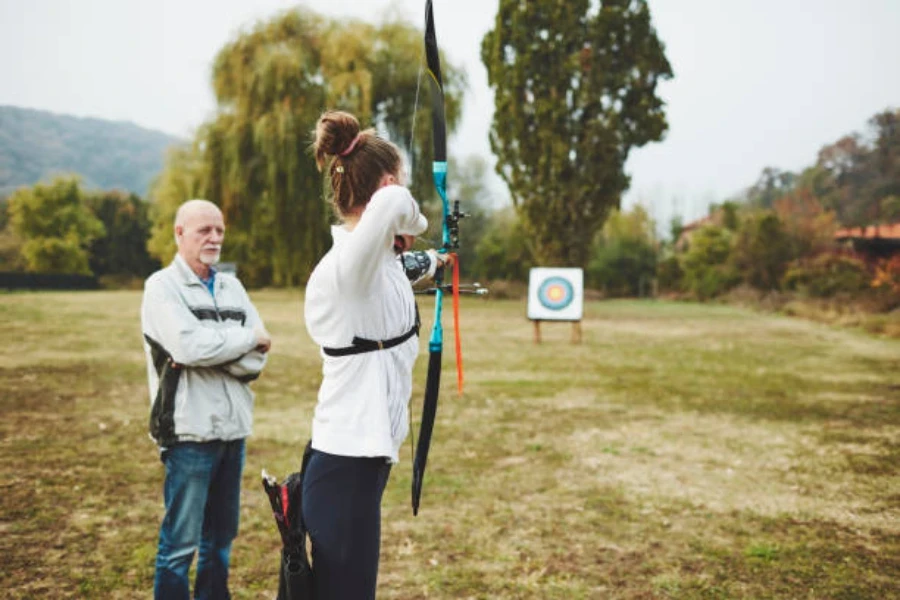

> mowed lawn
[1,289,898,599]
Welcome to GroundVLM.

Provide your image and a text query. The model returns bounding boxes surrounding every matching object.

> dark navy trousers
[301,449,392,600]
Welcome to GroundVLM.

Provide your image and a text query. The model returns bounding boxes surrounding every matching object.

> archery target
[528,268,583,321]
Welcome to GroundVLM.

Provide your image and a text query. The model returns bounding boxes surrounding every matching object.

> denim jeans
[154,439,245,600]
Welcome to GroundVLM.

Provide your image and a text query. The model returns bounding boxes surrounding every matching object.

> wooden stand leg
[571,321,582,344]
[533,320,541,344]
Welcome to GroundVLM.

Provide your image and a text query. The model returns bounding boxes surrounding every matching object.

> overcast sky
[1,0,898,225]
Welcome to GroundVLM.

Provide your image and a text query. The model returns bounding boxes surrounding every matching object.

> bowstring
[408,46,425,185]
[408,30,427,468]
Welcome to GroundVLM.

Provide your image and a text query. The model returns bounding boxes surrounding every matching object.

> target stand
[527,268,584,344]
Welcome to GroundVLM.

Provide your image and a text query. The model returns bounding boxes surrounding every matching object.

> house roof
[680,215,714,233]
[834,223,900,240]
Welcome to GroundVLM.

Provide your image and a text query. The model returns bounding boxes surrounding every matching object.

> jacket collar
[172,253,222,289]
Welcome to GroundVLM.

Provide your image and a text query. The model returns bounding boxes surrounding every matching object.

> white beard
[200,251,221,266]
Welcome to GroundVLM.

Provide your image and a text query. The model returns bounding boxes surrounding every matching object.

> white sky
[1,0,898,225]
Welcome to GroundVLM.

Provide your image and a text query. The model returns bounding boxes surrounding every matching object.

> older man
[141,199,271,599]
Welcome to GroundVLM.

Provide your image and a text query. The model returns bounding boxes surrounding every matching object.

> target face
[538,277,574,310]
[528,268,583,321]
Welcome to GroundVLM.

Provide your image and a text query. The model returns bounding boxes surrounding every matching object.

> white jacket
[141,254,267,446]
[304,185,429,463]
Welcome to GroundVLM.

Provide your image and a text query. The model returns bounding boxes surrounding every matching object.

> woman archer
[301,110,449,599]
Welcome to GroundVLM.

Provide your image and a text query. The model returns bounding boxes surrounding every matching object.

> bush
[873,256,900,299]
[587,238,656,297]
[656,255,683,293]
[782,253,871,298]
[471,209,533,282]
[731,211,792,290]
[586,207,658,297]
[681,225,740,299]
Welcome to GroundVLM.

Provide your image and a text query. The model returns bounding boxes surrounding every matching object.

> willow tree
[147,142,208,265]
[482,0,672,267]
[149,7,461,286]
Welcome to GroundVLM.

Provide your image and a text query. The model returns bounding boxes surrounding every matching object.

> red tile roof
[834,223,900,240]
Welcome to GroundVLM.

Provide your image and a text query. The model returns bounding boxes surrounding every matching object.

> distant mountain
[0,105,181,198]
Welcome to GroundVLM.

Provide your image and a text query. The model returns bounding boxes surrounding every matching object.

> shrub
[586,206,658,297]
[782,253,871,298]
[731,211,792,290]
[656,255,683,293]
[681,225,740,299]
[872,256,900,298]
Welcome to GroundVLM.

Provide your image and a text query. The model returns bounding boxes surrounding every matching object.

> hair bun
[314,111,361,170]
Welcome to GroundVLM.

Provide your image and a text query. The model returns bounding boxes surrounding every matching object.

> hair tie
[339,134,362,157]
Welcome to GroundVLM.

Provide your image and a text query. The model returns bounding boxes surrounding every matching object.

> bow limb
[412,0,457,516]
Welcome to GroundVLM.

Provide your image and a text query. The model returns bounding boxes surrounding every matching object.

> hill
[0,105,180,197]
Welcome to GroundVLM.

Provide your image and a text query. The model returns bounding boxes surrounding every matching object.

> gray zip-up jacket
[141,254,267,447]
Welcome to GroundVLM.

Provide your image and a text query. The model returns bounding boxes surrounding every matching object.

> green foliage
[146,143,207,268]
[149,8,463,287]
[720,201,741,231]
[586,205,658,296]
[444,155,493,280]
[772,185,838,259]
[736,108,900,230]
[680,225,740,299]
[481,0,672,268]
[881,194,900,221]
[811,109,900,227]
[6,176,104,274]
[85,191,160,278]
[783,253,872,298]
[0,197,25,270]
[744,167,796,209]
[656,254,683,293]
[0,105,177,197]
[732,211,792,290]
[668,214,684,245]
[472,207,534,281]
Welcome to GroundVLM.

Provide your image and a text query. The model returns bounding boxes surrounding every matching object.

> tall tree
[772,185,837,259]
[147,142,208,267]
[809,109,900,227]
[481,0,672,267]
[869,109,900,223]
[86,190,160,278]
[148,8,462,287]
[745,167,796,209]
[6,176,104,274]
[815,134,870,226]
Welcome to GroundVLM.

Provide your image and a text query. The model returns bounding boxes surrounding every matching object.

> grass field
[1,289,898,599]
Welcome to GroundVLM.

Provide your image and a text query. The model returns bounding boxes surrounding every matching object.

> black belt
[322,323,419,357]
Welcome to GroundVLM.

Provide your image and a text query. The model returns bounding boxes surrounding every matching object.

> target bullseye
[538,277,574,310]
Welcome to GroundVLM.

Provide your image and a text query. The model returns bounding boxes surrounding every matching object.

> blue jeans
[154,440,245,600]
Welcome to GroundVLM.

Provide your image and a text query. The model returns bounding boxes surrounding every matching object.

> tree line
[3,1,670,288]
[2,1,896,308]
[574,108,900,307]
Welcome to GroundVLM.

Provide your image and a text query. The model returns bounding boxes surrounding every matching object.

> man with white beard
[141,199,272,599]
